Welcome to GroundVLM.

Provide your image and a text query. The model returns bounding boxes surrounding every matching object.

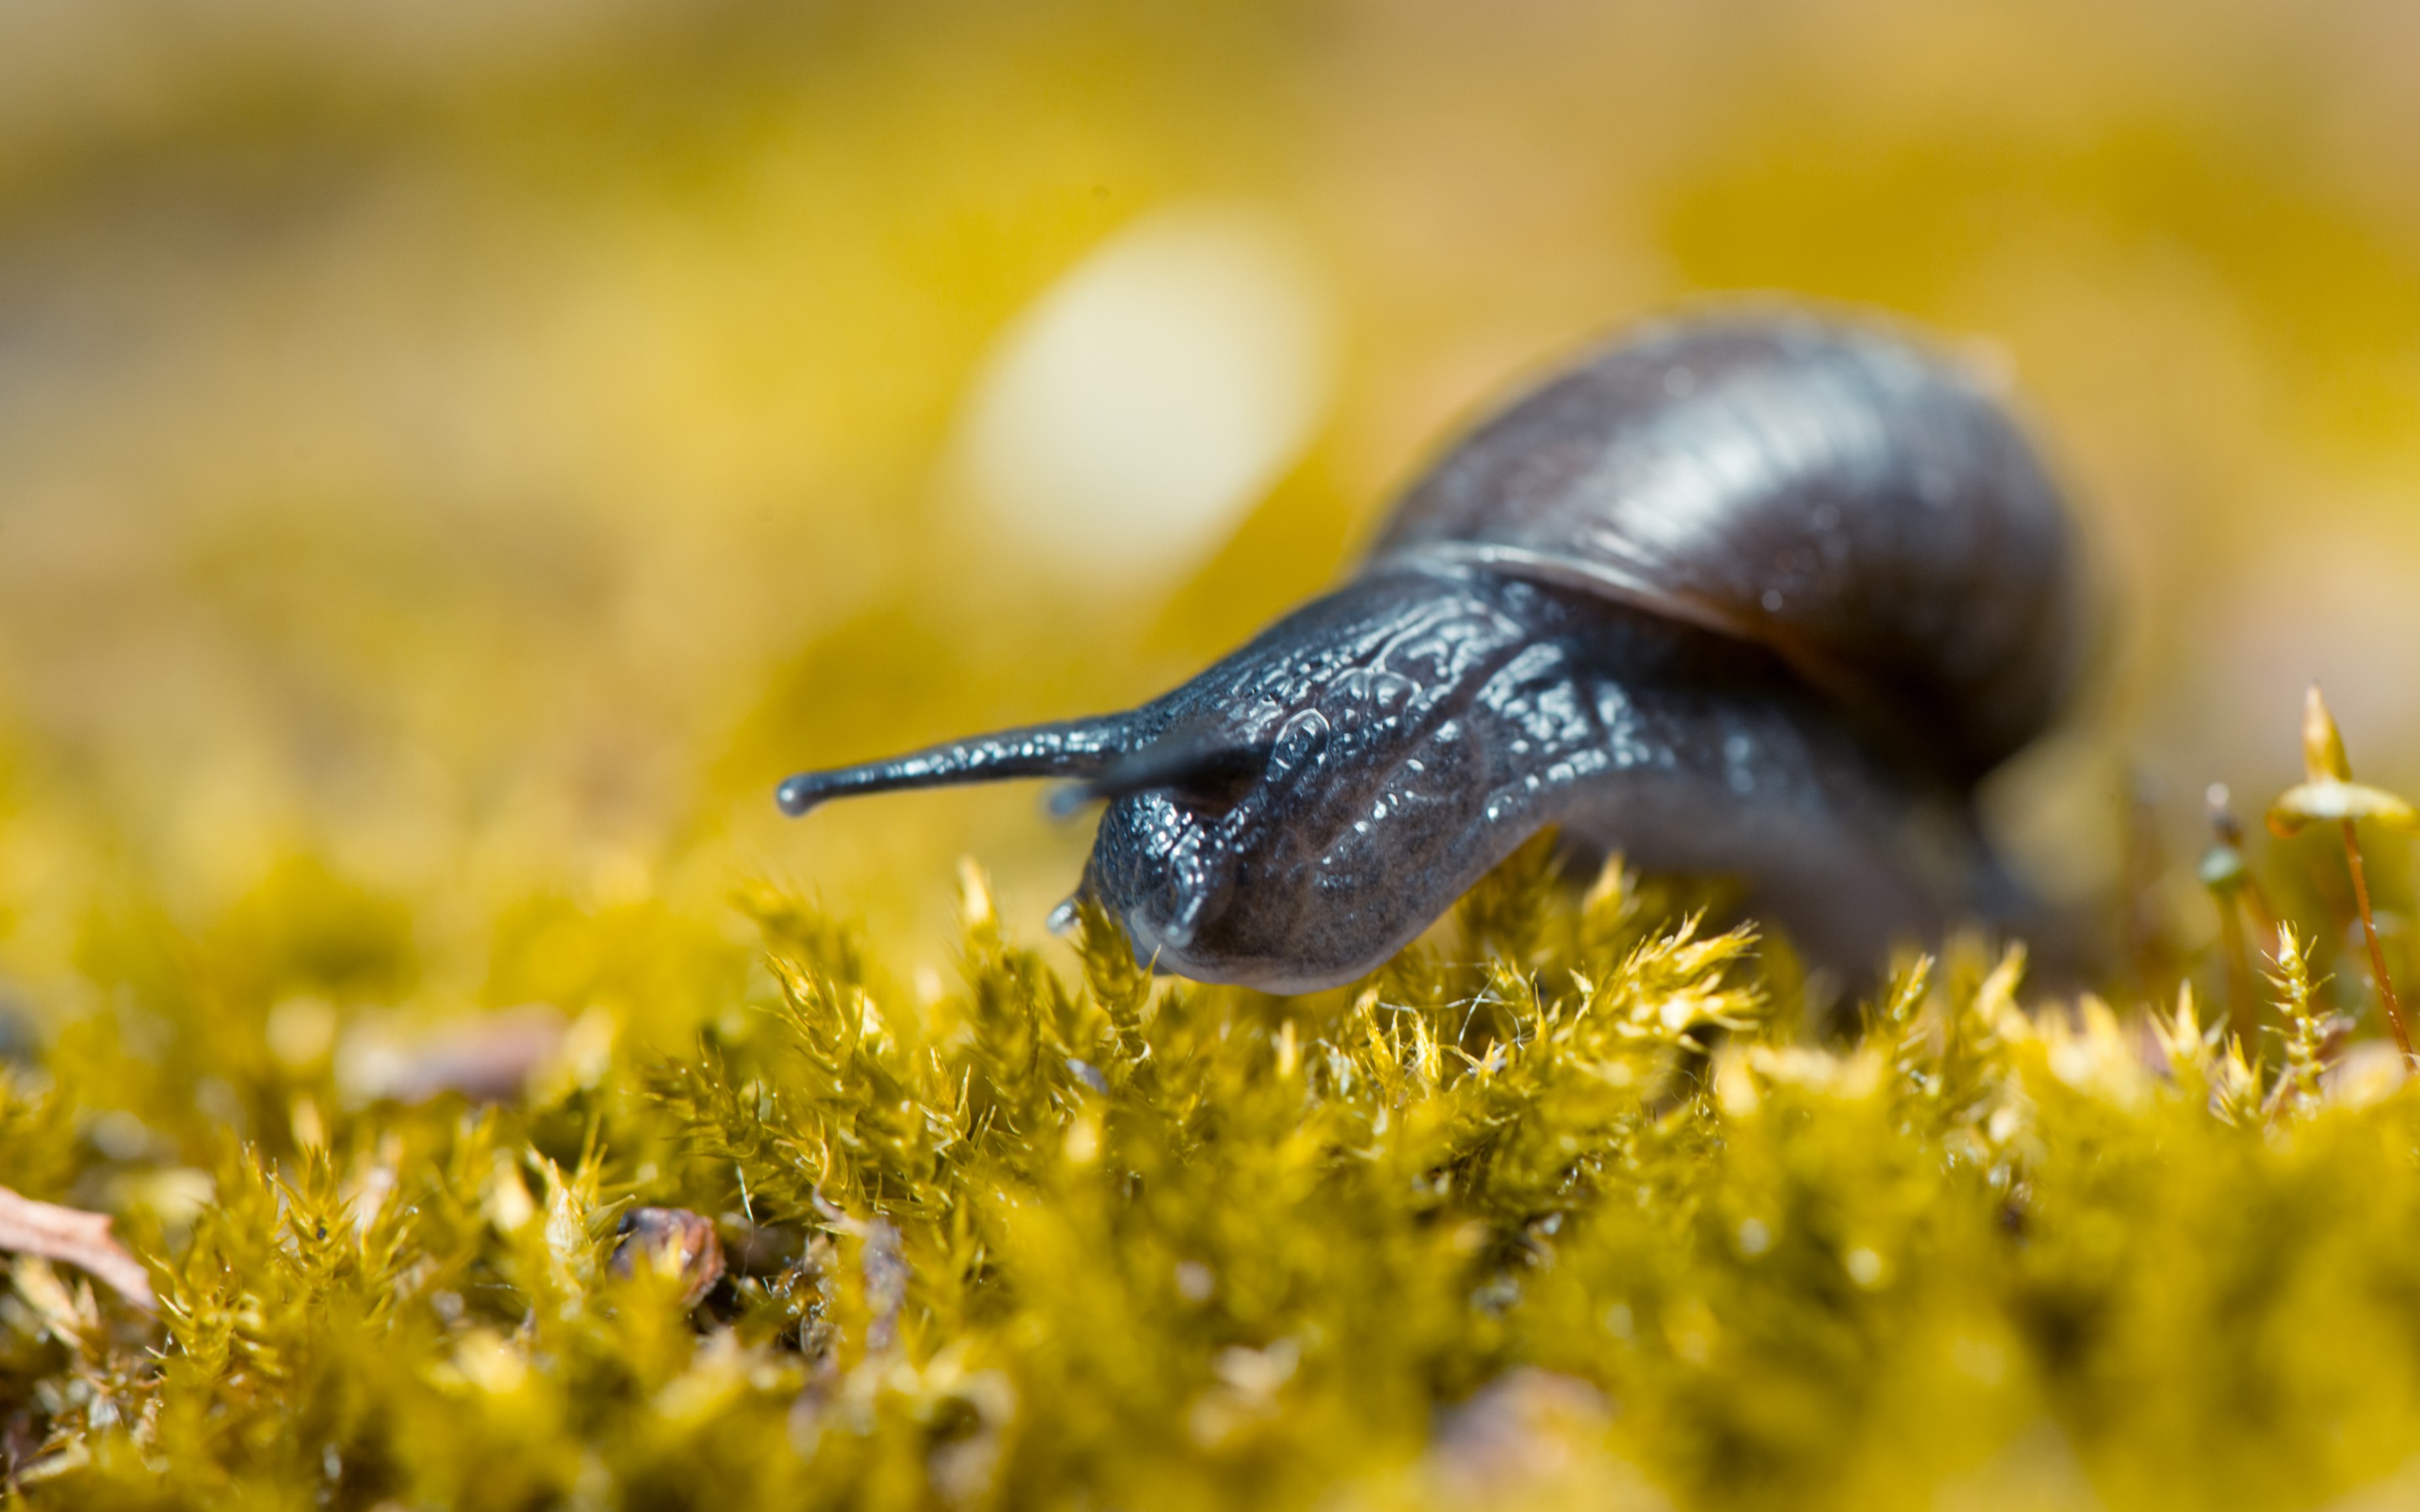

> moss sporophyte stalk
[2266,685,2419,1067]
[3,813,2420,1509]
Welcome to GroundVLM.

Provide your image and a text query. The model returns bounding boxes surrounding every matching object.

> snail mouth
[1082,774,1254,972]
[1121,854,1234,963]
[1139,880,1219,953]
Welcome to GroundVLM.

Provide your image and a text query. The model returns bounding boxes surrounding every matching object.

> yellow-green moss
[5,843,2420,1511]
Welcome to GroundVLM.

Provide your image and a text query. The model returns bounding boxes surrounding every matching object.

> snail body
[778,311,2083,993]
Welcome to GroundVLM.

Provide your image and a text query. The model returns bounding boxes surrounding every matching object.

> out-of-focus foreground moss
[8,844,2420,1510]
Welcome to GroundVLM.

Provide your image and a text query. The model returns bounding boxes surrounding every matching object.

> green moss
[8,846,2420,1510]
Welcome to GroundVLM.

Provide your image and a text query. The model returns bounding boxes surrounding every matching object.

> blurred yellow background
[5,0,2420,1035]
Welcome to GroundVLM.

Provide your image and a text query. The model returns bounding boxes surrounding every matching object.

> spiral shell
[1365,312,2081,777]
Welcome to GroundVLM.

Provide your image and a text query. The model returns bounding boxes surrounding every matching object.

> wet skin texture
[1076,568,1986,992]
[776,312,2080,993]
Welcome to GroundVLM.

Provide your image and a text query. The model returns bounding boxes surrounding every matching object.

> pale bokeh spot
[954,201,1338,576]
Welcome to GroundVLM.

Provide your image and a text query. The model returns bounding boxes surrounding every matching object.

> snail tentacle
[775,711,1149,816]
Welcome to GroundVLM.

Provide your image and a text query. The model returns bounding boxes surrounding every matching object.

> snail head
[776,571,1544,994]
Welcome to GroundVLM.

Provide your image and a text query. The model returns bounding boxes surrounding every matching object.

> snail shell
[1370,315,2078,780]
[776,308,2087,993]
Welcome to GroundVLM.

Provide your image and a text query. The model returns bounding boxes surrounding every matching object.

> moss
[2,841,2419,1510]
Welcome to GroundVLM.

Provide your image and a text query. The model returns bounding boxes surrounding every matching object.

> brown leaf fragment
[0,1186,154,1313]
[610,1206,726,1307]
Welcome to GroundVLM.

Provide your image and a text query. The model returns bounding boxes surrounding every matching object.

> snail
[777,310,2084,994]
